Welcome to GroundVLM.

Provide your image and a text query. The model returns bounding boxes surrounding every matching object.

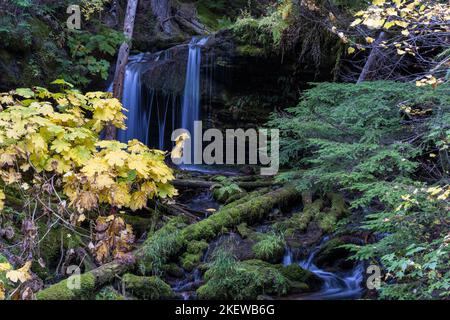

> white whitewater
[283,238,364,300]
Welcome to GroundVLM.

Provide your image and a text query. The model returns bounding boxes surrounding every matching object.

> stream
[283,239,364,300]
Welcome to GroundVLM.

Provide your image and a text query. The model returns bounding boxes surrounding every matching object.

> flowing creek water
[283,238,364,300]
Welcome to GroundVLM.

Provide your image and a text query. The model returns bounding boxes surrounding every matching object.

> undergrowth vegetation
[269,81,450,299]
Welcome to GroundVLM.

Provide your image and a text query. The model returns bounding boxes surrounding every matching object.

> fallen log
[36,260,131,300]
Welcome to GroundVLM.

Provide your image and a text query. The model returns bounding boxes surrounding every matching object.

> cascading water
[180,37,209,165]
[117,54,150,144]
[283,238,364,300]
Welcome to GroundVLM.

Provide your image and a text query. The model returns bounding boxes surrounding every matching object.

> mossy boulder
[197,259,290,300]
[313,238,353,271]
[252,234,286,263]
[162,263,185,278]
[277,264,323,292]
[122,274,174,300]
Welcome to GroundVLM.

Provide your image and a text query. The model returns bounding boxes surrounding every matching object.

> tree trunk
[151,0,179,35]
[105,0,139,140]
[357,31,387,84]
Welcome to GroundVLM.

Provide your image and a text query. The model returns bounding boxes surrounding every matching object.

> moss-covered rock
[122,274,174,300]
[197,258,290,300]
[180,253,203,272]
[252,234,286,263]
[313,237,353,271]
[162,263,185,278]
[274,199,324,235]
[277,264,323,292]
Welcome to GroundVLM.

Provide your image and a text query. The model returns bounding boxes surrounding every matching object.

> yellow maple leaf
[364,16,386,29]
[394,20,409,28]
[105,150,128,167]
[127,139,148,154]
[0,262,12,272]
[81,157,109,177]
[95,174,115,189]
[129,191,148,211]
[6,261,32,283]
[51,139,71,153]
[127,154,150,178]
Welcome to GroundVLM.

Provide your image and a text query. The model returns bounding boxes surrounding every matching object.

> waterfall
[115,36,209,154]
[117,54,149,144]
[180,37,209,164]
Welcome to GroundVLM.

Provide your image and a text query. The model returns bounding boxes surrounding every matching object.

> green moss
[36,273,96,300]
[138,217,188,275]
[236,223,252,239]
[37,223,84,277]
[197,2,220,30]
[252,234,286,263]
[122,274,174,300]
[95,286,125,300]
[197,256,289,300]
[318,214,338,233]
[276,264,323,291]
[180,253,203,272]
[162,263,185,278]
[275,199,324,234]
[186,240,209,255]
[328,193,349,218]
[236,45,266,57]
[314,238,348,267]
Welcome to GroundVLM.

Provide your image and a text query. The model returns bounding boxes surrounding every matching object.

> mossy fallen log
[36,261,131,300]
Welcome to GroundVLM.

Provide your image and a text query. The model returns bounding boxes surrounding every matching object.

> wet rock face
[313,237,355,272]
[141,44,189,94]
